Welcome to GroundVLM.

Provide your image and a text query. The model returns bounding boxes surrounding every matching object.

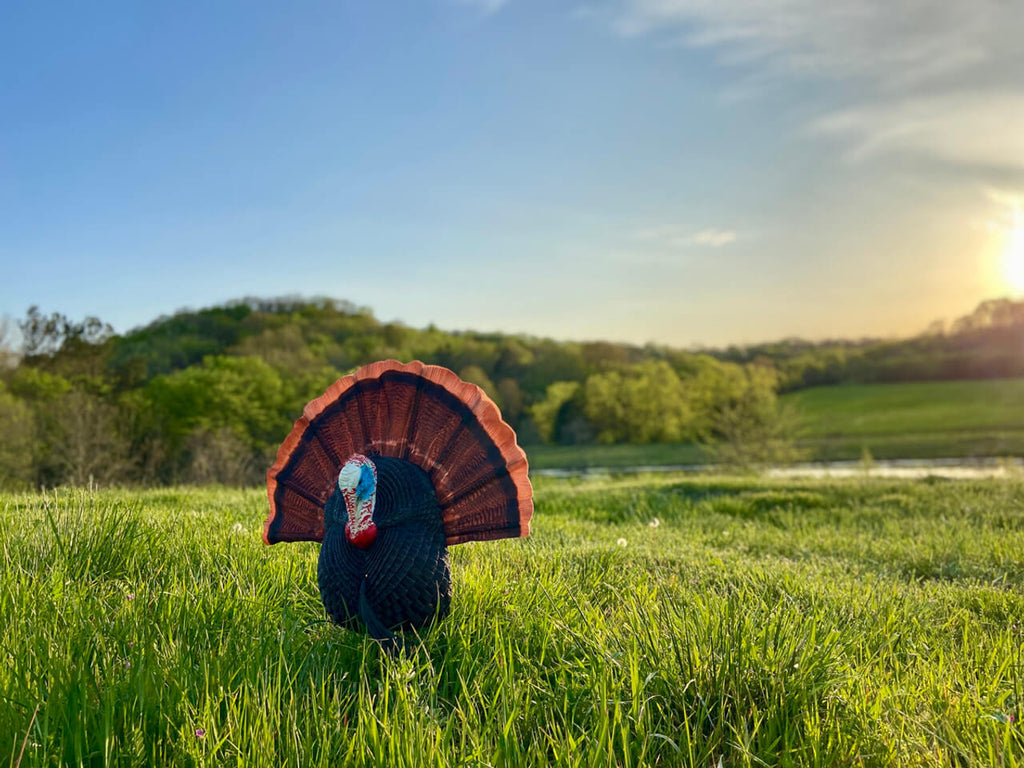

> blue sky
[2,0,1023,346]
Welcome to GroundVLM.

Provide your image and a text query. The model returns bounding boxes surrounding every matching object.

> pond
[531,457,1024,480]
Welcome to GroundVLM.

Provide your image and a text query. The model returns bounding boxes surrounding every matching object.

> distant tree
[184,427,258,486]
[696,364,803,469]
[19,306,111,357]
[230,325,318,371]
[149,355,288,445]
[108,303,254,381]
[0,383,34,489]
[5,367,72,402]
[49,389,132,487]
[530,381,581,444]
[553,392,593,445]
[951,298,1024,332]
[0,317,19,371]
[459,365,500,403]
[5,292,1023,487]
[518,341,587,400]
[683,356,753,435]
[136,355,291,481]
[3,368,74,485]
[495,378,524,427]
[582,361,692,443]
[580,341,635,371]
[494,339,535,379]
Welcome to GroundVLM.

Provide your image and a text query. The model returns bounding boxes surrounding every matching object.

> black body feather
[316,456,452,640]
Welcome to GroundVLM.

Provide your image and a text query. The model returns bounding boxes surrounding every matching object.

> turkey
[263,360,533,647]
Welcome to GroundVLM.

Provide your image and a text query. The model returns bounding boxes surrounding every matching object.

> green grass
[784,378,1024,461]
[797,430,1024,463]
[530,432,1024,469]
[3,478,1024,766]
[527,442,707,470]
[785,379,1024,437]
[529,379,1024,468]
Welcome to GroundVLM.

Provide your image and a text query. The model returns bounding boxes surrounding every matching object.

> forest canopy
[0,296,1021,489]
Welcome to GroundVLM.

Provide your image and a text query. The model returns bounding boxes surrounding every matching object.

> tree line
[0,296,1020,488]
[722,298,1024,391]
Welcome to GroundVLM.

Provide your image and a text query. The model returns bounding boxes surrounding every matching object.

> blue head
[337,454,378,548]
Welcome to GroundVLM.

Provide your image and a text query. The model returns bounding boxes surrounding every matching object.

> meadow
[786,379,1024,437]
[528,378,1024,469]
[786,378,1024,461]
[3,475,1024,766]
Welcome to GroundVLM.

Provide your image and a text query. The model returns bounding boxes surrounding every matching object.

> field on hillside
[3,477,1024,766]
[785,379,1024,436]
[785,379,1024,463]
[528,378,1024,469]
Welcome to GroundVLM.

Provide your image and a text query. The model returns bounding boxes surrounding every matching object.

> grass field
[527,442,708,470]
[4,477,1024,766]
[529,378,1024,468]
[784,379,1024,464]
[527,434,1024,471]
[785,379,1024,438]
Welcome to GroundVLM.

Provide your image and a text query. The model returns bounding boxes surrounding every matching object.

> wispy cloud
[455,0,507,14]
[636,226,738,248]
[689,228,737,247]
[984,189,1024,233]
[811,91,1024,170]
[589,0,1024,171]
[601,0,1016,89]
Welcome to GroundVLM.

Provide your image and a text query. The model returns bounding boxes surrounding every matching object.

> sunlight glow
[1006,215,1024,294]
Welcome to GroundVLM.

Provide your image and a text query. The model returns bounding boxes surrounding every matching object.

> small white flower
[616,538,628,547]
[649,517,660,528]
[232,522,244,534]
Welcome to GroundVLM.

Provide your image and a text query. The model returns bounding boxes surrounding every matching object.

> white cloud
[690,228,737,247]
[811,91,1024,170]
[604,0,1017,89]
[592,0,1024,170]
[984,189,1024,233]
[636,226,738,248]
[455,0,507,14]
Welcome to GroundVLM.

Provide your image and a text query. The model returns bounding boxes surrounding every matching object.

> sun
[1005,216,1024,294]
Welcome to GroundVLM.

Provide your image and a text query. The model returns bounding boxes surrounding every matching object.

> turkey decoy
[264,360,533,647]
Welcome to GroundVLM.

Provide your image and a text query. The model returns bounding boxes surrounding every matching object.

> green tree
[495,378,524,427]
[0,317,18,371]
[6,366,72,402]
[459,365,500,404]
[4,368,73,486]
[0,384,34,489]
[582,360,692,443]
[19,306,112,358]
[696,363,803,468]
[137,356,291,482]
[530,381,581,444]
[49,389,132,487]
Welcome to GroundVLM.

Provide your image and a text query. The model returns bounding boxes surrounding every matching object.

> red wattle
[346,523,377,549]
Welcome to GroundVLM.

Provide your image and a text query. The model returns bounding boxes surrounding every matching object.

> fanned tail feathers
[264,360,533,546]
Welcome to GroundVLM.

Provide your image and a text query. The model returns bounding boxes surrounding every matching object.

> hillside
[12,295,1024,397]
[1,296,1023,487]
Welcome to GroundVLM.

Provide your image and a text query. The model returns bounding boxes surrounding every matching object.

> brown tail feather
[264,360,533,546]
